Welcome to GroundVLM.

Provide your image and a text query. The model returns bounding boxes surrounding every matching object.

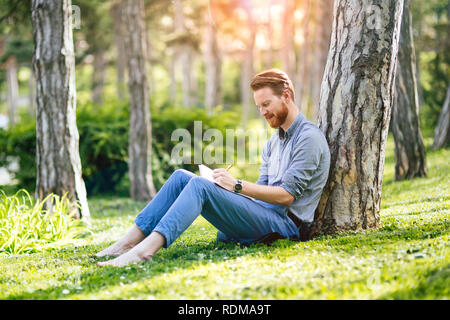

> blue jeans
[134,169,300,248]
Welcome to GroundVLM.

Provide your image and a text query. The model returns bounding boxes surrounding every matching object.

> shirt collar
[278,113,304,140]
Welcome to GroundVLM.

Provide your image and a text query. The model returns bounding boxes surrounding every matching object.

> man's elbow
[280,191,295,206]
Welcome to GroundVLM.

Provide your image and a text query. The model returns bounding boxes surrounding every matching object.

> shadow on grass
[381,196,450,210]
[308,218,450,250]
[5,238,299,300]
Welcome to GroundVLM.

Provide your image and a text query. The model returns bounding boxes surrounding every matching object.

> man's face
[253,87,289,128]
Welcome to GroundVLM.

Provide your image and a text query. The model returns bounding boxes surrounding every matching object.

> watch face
[234,182,242,192]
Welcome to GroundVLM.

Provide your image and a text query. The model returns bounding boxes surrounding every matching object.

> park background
[0,0,448,299]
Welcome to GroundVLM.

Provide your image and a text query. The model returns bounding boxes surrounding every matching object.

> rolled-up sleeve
[280,134,321,200]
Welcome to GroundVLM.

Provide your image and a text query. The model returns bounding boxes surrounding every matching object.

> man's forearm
[241,180,294,206]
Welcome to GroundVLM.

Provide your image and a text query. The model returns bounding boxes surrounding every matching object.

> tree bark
[391,0,427,180]
[204,13,222,114]
[6,56,18,128]
[91,49,106,105]
[122,0,157,201]
[173,0,196,107]
[281,0,296,81]
[264,0,274,69]
[240,0,256,130]
[295,0,311,116]
[311,0,334,122]
[433,83,450,149]
[169,47,177,103]
[31,0,90,219]
[312,0,404,236]
[28,66,35,116]
[111,2,126,100]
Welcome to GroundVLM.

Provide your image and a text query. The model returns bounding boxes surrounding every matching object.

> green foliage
[0,136,448,299]
[0,111,36,190]
[76,100,130,196]
[0,189,89,256]
[0,100,240,196]
[0,36,34,65]
[412,0,450,135]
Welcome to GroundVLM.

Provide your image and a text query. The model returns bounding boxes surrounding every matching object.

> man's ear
[283,90,290,103]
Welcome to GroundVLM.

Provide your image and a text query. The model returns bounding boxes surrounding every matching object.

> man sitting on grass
[96,69,331,267]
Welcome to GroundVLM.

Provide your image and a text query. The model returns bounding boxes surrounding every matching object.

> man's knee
[171,168,195,184]
[188,176,213,190]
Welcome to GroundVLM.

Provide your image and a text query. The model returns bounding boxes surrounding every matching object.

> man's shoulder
[296,121,327,145]
[265,131,279,146]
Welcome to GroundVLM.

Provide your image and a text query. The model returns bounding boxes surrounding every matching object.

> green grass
[0,134,448,299]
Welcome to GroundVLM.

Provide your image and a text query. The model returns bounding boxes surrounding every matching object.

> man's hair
[250,69,295,102]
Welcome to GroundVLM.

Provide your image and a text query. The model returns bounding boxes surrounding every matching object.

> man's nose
[260,108,267,116]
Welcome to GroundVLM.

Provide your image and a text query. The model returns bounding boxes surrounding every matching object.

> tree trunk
[295,0,311,117]
[169,48,177,103]
[391,0,427,180]
[91,50,106,105]
[240,0,256,130]
[311,0,333,122]
[6,56,18,128]
[173,0,195,108]
[312,0,404,236]
[28,66,35,116]
[111,2,126,100]
[122,0,157,201]
[265,0,274,69]
[181,46,197,107]
[241,44,254,130]
[281,0,296,81]
[433,84,450,149]
[31,0,90,219]
[204,14,222,114]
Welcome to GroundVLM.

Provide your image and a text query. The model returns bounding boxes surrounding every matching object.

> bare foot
[96,225,146,258]
[97,247,152,267]
[98,231,164,267]
[95,242,134,258]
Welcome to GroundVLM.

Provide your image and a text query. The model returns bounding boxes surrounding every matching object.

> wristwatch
[234,179,243,193]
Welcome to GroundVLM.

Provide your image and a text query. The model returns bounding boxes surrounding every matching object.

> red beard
[265,102,289,128]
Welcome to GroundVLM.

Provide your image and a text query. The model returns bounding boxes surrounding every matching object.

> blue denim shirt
[256,112,331,223]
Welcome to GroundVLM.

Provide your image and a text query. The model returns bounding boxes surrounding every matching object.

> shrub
[0,100,240,195]
[0,189,89,256]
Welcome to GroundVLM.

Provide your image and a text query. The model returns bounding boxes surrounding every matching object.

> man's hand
[212,168,237,192]
[212,167,295,206]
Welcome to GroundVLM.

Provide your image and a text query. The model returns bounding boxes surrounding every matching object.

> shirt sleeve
[280,133,322,200]
[256,139,270,185]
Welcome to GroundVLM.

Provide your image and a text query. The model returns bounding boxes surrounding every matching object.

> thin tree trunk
[281,0,296,80]
[111,2,126,100]
[28,66,35,116]
[311,0,333,122]
[6,56,18,128]
[122,0,157,201]
[433,84,450,149]
[31,0,90,219]
[173,0,194,107]
[181,46,195,107]
[91,50,106,105]
[241,0,256,130]
[241,43,254,130]
[312,0,404,236]
[295,0,311,116]
[391,0,427,180]
[204,13,222,114]
[169,48,177,103]
[265,0,274,69]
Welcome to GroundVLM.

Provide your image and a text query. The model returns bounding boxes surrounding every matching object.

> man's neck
[280,106,300,132]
